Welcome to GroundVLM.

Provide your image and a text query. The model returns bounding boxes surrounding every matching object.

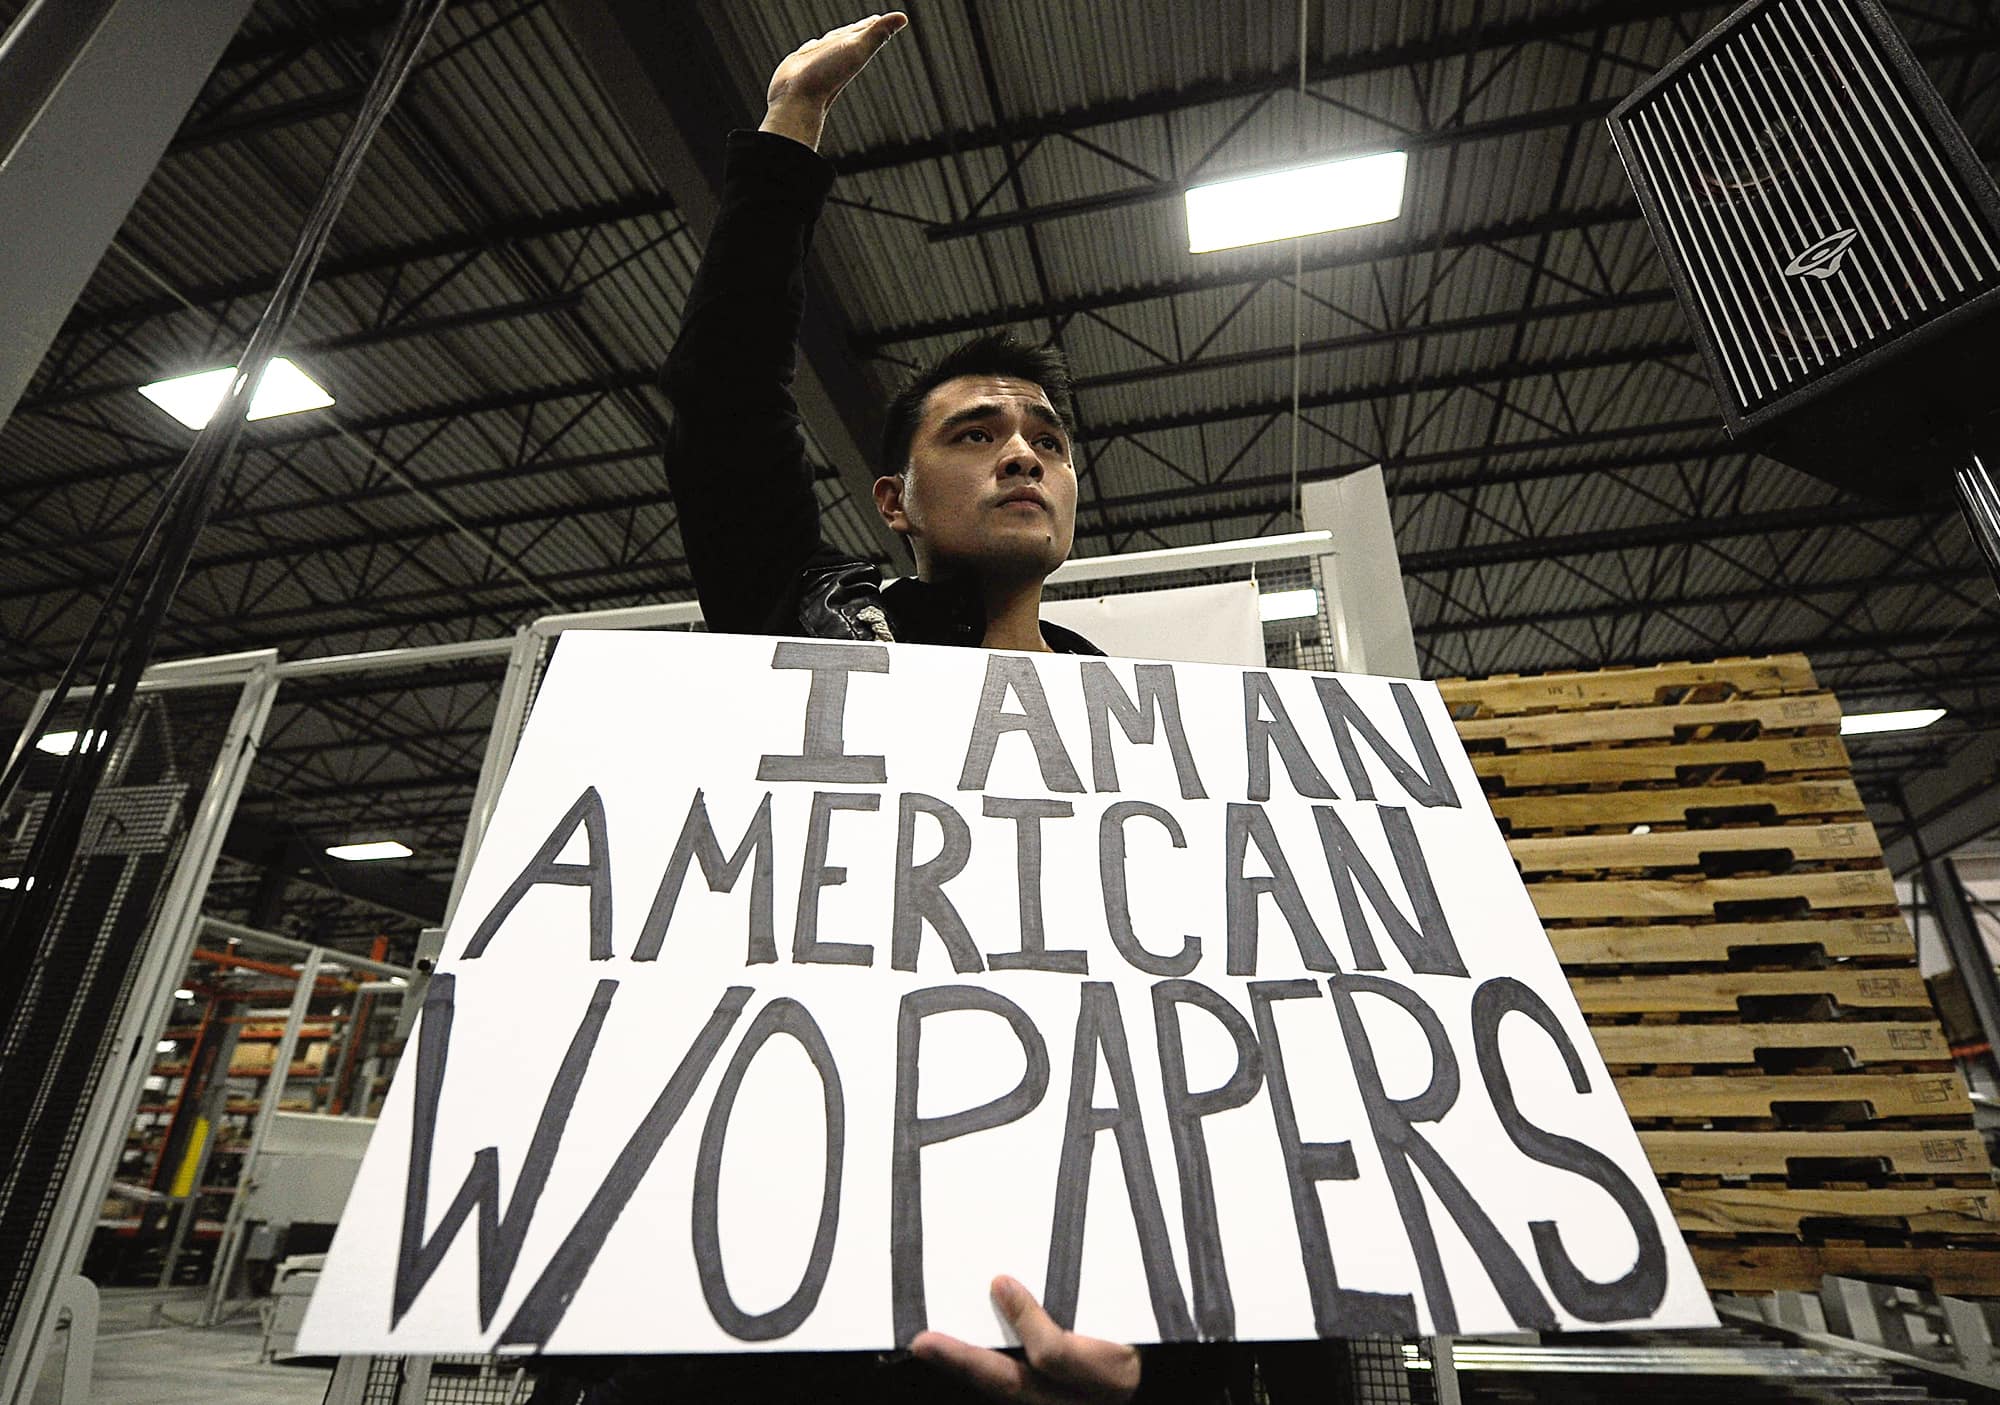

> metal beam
[0,0,259,428]
[857,200,1639,349]
[825,1,1714,177]
[55,192,678,338]
[551,0,906,564]
[920,30,2000,244]
[18,294,586,414]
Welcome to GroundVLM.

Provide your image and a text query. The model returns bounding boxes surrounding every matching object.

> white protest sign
[301,630,1714,1355]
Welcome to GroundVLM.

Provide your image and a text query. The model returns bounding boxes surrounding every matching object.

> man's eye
[1037,436,1064,452]
[960,428,990,442]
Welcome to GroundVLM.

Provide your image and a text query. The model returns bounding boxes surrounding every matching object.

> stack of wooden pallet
[1439,654,2000,1295]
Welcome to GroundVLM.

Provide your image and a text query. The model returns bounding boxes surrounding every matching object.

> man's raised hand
[760,12,908,153]
[910,1275,1144,1405]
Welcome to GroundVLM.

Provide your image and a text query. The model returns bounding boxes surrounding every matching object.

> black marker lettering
[1311,678,1460,809]
[1100,802,1200,977]
[892,986,1051,1345]
[1045,983,1195,1338]
[1225,803,1337,977]
[983,796,1087,973]
[1152,980,1263,1338]
[757,641,889,784]
[692,998,846,1340]
[1242,672,1336,803]
[892,793,983,973]
[1081,661,1207,799]
[1326,974,1554,1333]
[1472,977,1667,1322]
[957,654,1086,793]
[498,987,753,1347]
[1311,806,1465,977]
[632,789,776,965]
[463,786,614,960]
[792,791,881,966]
[1245,979,1416,1336]
[393,974,615,1329]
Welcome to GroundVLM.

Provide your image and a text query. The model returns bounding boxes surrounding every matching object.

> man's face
[874,374,1077,583]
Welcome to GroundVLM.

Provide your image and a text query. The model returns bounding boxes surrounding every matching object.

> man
[664,12,1099,660]
[649,12,1257,1405]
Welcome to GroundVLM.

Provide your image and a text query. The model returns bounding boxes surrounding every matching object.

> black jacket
[660,128,1099,655]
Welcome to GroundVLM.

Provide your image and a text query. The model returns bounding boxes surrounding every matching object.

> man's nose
[999,435,1043,477]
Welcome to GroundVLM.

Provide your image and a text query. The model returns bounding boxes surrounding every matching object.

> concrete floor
[42,1287,331,1405]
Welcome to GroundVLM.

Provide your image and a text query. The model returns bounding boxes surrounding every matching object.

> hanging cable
[0,0,450,1046]
[1288,0,1309,529]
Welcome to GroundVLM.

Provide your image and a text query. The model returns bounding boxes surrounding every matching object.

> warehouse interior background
[6,0,2000,1400]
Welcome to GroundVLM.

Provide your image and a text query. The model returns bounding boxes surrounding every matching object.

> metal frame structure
[1,650,279,1405]
[4,0,1998,917]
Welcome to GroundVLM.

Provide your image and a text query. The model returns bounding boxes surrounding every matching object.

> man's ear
[873,472,911,535]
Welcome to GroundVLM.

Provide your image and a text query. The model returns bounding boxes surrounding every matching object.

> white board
[301,631,1713,1355]
[1040,580,1265,667]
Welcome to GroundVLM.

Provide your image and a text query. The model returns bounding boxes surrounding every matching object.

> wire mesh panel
[0,685,244,1356]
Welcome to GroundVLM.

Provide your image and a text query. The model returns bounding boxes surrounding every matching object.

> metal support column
[1924,853,2000,1083]
[0,0,258,428]
[1302,469,1421,677]
[202,946,324,1324]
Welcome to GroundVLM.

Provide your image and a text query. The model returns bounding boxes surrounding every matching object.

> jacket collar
[879,575,1103,655]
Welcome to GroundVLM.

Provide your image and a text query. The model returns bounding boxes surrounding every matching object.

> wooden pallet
[1572,969,1930,1015]
[1457,693,1841,750]
[1511,821,1880,874]
[1439,655,1820,718]
[1549,917,1915,967]
[1668,1185,2000,1237]
[1474,736,1850,790]
[1612,1072,1971,1122]
[1491,779,1867,834]
[1528,868,1898,920]
[1589,1020,1950,1066]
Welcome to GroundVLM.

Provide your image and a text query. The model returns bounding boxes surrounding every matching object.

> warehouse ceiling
[3,0,1998,955]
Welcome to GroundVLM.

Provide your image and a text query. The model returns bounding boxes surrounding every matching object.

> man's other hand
[911,1275,1144,1405]
[760,12,908,152]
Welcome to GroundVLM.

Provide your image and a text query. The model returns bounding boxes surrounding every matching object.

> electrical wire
[0,0,450,1156]
[1288,0,1309,529]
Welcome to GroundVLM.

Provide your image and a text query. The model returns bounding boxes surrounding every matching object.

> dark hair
[878,331,1075,476]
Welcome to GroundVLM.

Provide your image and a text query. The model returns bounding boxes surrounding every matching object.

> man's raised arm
[659,13,907,634]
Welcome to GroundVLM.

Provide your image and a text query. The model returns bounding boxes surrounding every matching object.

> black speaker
[1607,0,2000,505]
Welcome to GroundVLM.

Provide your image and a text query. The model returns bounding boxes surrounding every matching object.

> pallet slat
[1529,869,1897,920]
[1439,656,1819,716]
[1573,969,1929,1014]
[1511,821,1880,873]
[1668,1186,2000,1237]
[1689,1243,2000,1294]
[1638,1128,1989,1176]
[1458,694,1840,749]
[1549,918,1913,966]
[1474,736,1849,789]
[1491,780,1865,833]
[1589,1021,1949,1065]
[1612,1073,1971,1120]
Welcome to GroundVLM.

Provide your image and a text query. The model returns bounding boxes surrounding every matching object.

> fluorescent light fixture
[326,839,413,862]
[1840,706,1946,736]
[35,729,106,755]
[138,357,334,430]
[1186,150,1408,253]
[1260,587,1320,622]
[0,876,22,891]
[174,988,195,1001]
[155,1039,177,1055]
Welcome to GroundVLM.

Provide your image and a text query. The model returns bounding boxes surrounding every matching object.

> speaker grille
[1614,0,2000,420]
